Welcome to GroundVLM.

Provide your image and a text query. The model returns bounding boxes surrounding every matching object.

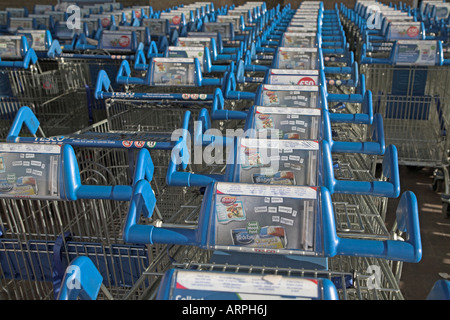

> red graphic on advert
[101,18,110,27]
[172,15,181,25]
[297,77,316,86]
[134,141,145,148]
[407,26,419,38]
[175,282,188,289]
[122,141,133,148]
[119,36,131,48]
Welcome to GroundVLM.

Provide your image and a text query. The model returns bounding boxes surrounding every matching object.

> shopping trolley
[167,103,391,189]
[60,252,413,300]
[131,36,239,76]
[124,162,420,264]
[0,141,156,300]
[359,37,450,202]
[0,35,92,138]
[105,57,229,102]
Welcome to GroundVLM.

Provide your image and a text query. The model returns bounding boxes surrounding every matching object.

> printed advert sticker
[170,270,320,299]
[253,106,321,140]
[213,183,317,254]
[394,40,438,66]
[151,58,196,86]
[101,31,133,51]
[0,144,62,200]
[277,48,318,69]
[260,85,319,108]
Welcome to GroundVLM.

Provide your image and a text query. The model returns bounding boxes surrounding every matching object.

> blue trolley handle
[6,106,40,142]
[57,256,104,300]
[322,188,422,262]
[204,48,235,74]
[116,60,147,85]
[328,90,373,125]
[426,280,450,300]
[134,48,148,71]
[124,183,421,262]
[210,88,247,120]
[94,69,112,99]
[134,40,162,71]
[324,141,400,198]
[0,47,38,69]
[324,111,385,155]
[224,72,256,100]
[194,108,235,148]
[63,144,154,201]
[166,115,219,187]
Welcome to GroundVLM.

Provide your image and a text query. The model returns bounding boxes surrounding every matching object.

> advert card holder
[256,84,320,108]
[141,18,169,36]
[266,69,321,86]
[0,35,24,59]
[159,12,186,29]
[281,32,317,48]
[17,30,48,52]
[250,106,322,141]
[203,22,234,40]
[0,143,62,200]
[98,30,136,52]
[216,15,241,31]
[177,36,212,49]
[9,17,35,31]
[392,40,440,66]
[89,14,114,28]
[167,46,205,71]
[149,57,197,86]
[158,269,336,300]
[386,22,423,41]
[275,47,319,69]
[0,11,8,26]
[235,138,320,188]
[209,182,319,255]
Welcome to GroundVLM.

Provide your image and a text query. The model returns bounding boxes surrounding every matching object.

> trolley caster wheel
[441,194,450,218]
[442,202,450,219]
[432,177,444,193]
[432,169,445,193]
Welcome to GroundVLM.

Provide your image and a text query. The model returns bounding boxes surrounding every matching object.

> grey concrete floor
[386,166,450,300]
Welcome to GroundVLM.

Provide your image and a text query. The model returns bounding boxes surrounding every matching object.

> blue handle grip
[116,60,146,85]
[6,106,40,142]
[0,48,38,69]
[94,70,111,99]
[62,145,153,201]
[134,49,148,71]
[224,72,256,100]
[322,189,422,262]
[210,88,247,120]
[57,257,103,300]
[426,280,450,300]
[328,113,385,155]
[328,90,373,125]
[332,144,400,198]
